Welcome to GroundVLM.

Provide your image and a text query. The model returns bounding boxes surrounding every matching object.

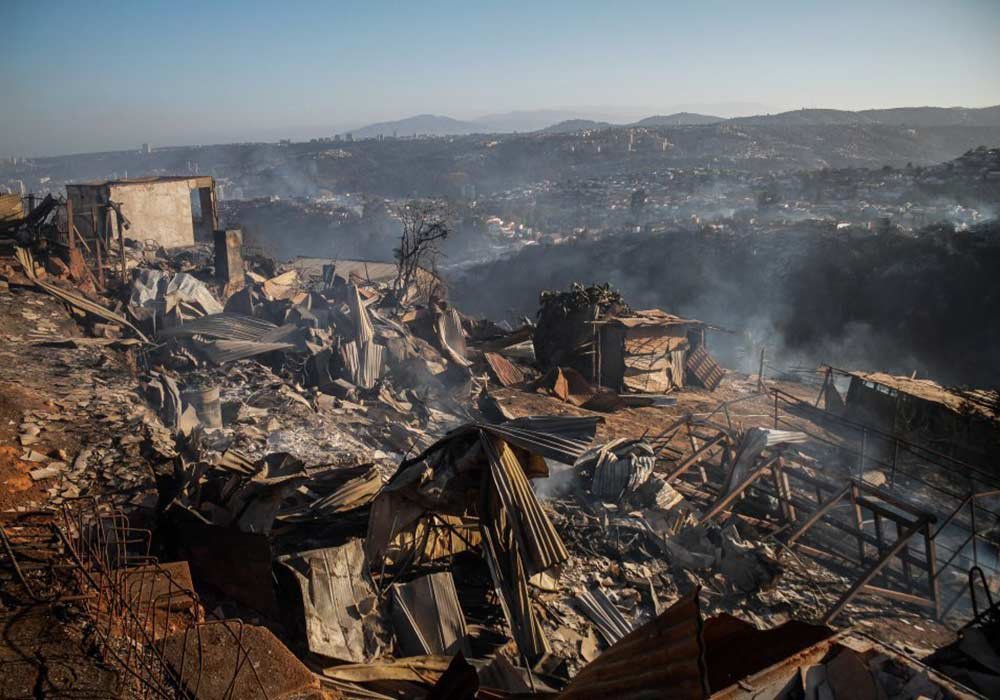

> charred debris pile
[2,196,999,698]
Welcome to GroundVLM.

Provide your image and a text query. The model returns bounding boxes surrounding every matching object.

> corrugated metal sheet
[480,479,551,664]
[341,340,385,390]
[157,312,280,341]
[360,342,384,390]
[559,590,708,700]
[592,451,655,501]
[391,572,469,657]
[483,435,568,576]
[195,339,295,364]
[484,351,524,387]
[702,614,836,695]
[278,466,382,522]
[435,306,471,367]
[575,587,634,645]
[347,284,374,345]
[483,416,600,465]
[275,540,384,663]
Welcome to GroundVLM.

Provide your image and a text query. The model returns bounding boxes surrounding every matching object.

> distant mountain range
[347,105,1000,139]
[732,106,1000,128]
[350,114,484,139]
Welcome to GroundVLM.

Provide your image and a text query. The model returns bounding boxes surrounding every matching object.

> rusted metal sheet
[484,351,525,387]
[703,614,836,696]
[687,346,725,390]
[162,621,318,700]
[559,590,708,699]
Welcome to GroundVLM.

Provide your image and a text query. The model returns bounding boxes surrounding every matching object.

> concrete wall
[109,180,197,248]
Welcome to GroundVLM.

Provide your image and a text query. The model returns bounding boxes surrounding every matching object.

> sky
[3,0,999,157]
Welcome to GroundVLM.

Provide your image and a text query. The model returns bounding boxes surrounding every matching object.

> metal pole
[859,429,867,479]
[971,495,979,568]
[890,440,899,488]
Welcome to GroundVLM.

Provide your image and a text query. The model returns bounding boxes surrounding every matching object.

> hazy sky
[3,0,999,157]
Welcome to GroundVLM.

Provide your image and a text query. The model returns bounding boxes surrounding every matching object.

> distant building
[66,176,217,248]
[141,143,153,154]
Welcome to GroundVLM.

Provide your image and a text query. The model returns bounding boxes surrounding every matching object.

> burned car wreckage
[1,182,999,699]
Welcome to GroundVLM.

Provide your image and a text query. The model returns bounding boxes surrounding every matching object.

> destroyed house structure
[66,175,217,249]
[535,290,724,393]
[824,368,1000,465]
[594,309,721,392]
[366,416,599,665]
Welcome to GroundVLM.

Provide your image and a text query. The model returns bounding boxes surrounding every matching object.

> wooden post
[90,206,98,251]
[94,232,105,289]
[873,512,885,584]
[115,210,126,282]
[898,520,913,593]
[773,392,779,429]
[859,429,867,479]
[771,463,788,523]
[822,520,925,624]
[65,196,74,249]
[851,483,867,565]
[924,522,941,619]
[700,454,783,523]
[890,440,899,488]
[757,346,766,391]
[781,467,796,521]
[786,482,853,547]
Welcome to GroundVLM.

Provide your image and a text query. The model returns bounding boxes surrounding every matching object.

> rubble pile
[1,208,997,699]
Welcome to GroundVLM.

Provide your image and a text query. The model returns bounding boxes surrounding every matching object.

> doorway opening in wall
[190,187,203,226]
[191,185,215,240]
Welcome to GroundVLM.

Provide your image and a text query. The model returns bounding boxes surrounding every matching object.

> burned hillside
[451,218,1000,388]
[2,179,1000,699]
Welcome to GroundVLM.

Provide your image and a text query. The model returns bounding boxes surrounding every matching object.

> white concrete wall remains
[109,180,196,248]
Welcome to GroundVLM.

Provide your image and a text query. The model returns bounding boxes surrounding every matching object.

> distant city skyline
[3,0,999,158]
